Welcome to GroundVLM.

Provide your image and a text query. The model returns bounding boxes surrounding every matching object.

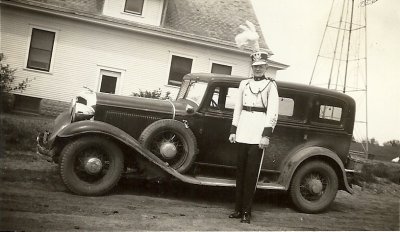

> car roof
[184,73,355,104]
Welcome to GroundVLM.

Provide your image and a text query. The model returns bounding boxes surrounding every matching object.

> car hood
[96,93,191,116]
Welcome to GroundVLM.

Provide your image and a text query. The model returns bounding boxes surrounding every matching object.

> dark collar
[253,75,266,81]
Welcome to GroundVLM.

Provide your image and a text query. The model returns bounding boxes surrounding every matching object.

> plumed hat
[234,21,269,65]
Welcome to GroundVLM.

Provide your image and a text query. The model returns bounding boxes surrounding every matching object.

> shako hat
[250,51,269,66]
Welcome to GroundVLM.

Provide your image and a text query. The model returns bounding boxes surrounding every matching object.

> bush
[131,88,171,100]
[355,162,400,185]
[0,53,30,93]
[1,113,54,151]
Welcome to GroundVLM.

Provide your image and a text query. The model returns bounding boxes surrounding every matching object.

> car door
[261,88,311,171]
[197,83,239,168]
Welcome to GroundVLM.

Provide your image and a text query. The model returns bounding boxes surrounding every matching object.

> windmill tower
[309,0,377,156]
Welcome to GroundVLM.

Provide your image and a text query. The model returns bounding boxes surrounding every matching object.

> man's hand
[229,134,236,143]
[259,137,270,149]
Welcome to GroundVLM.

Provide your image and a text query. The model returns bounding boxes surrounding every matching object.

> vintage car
[37,73,356,213]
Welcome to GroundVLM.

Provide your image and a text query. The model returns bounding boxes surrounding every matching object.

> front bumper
[36,131,55,162]
[36,110,72,162]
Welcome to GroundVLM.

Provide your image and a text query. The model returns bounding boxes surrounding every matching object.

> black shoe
[228,211,242,218]
[240,212,251,223]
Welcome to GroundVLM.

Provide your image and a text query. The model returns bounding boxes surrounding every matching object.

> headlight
[70,90,96,122]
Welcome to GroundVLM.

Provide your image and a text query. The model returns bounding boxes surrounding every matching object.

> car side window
[319,105,342,121]
[279,97,294,117]
[312,97,345,126]
[278,89,308,122]
[225,87,239,110]
[208,86,239,113]
[210,87,220,109]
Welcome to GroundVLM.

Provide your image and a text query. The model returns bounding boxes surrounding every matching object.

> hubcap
[308,178,323,194]
[84,157,103,174]
[159,142,177,159]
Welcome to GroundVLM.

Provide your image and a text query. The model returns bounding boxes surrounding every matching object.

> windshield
[177,80,208,106]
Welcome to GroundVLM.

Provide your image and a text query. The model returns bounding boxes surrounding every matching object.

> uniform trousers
[234,143,264,213]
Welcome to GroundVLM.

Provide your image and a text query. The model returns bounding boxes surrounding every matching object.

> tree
[362,137,379,146]
[383,140,400,147]
[0,53,29,93]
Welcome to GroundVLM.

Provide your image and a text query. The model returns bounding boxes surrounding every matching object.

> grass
[1,113,54,151]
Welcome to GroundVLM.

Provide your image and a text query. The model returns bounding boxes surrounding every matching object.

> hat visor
[252,61,267,66]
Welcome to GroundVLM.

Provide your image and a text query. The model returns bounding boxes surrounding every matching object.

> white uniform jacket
[231,77,279,144]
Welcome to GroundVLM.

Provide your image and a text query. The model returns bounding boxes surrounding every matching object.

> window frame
[210,62,233,75]
[310,94,347,129]
[202,82,239,117]
[25,25,58,73]
[276,88,311,124]
[209,59,235,75]
[96,65,126,95]
[123,0,145,15]
[166,53,195,87]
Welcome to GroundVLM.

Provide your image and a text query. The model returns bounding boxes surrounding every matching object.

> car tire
[139,119,197,173]
[289,160,338,213]
[60,136,124,196]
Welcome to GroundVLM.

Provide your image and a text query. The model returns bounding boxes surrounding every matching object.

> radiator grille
[104,110,161,139]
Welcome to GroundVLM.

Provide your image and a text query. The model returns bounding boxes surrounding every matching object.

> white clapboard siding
[103,0,164,26]
[2,7,271,103]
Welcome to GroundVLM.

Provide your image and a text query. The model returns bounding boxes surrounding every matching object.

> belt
[242,106,266,112]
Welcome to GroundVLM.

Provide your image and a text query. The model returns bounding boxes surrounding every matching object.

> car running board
[179,175,286,190]
[122,137,286,190]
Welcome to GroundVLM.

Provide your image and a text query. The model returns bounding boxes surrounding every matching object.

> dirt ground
[0,150,399,231]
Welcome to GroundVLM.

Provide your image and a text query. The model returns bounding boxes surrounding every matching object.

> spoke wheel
[60,136,124,196]
[139,119,197,173]
[290,161,338,213]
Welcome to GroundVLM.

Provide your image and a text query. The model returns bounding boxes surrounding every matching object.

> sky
[252,0,400,144]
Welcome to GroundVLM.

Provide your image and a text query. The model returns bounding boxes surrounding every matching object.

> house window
[168,55,193,86]
[124,0,144,15]
[211,63,232,75]
[27,28,56,72]
[98,69,121,94]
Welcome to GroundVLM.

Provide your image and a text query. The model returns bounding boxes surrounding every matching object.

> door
[199,84,239,167]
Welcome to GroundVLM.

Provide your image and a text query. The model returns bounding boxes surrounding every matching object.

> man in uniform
[228,51,279,223]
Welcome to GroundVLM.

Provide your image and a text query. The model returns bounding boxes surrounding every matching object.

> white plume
[235,20,260,51]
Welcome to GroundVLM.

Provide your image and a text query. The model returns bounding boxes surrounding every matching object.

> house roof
[162,0,269,51]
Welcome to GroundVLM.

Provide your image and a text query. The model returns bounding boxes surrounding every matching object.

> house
[0,0,288,115]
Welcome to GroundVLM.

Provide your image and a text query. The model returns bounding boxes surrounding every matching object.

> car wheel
[289,160,338,213]
[60,136,124,196]
[139,119,197,173]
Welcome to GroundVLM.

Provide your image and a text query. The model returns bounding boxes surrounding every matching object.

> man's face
[252,64,267,77]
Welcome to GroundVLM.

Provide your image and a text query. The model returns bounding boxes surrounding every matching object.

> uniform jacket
[231,77,279,144]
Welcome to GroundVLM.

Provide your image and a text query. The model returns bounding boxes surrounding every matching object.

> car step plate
[192,175,285,190]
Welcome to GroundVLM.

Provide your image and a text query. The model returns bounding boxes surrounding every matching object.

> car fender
[55,120,201,185]
[277,146,353,194]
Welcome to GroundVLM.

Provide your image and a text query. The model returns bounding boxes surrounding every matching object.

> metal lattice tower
[309,0,376,155]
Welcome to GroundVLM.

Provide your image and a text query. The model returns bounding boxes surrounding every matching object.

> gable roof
[162,0,269,51]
